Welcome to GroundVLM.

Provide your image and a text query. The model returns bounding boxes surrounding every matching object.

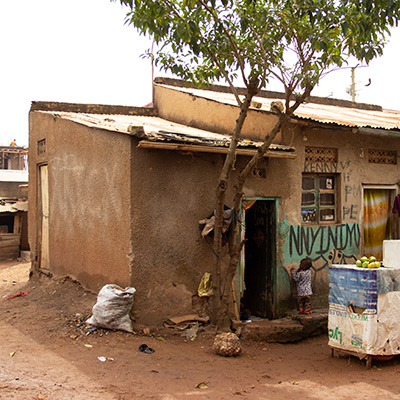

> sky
[1,0,400,148]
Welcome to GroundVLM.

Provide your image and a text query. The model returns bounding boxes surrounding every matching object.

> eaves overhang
[34,110,296,159]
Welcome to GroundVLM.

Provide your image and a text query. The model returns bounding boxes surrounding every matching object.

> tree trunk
[212,85,314,330]
[219,114,287,325]
[212,77,259,328]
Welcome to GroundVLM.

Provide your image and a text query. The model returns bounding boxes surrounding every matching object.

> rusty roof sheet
[291,102,400,130]
[42,111,294,153]
[163,85,400,131]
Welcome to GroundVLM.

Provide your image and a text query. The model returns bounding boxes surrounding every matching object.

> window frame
[301,173,338,225]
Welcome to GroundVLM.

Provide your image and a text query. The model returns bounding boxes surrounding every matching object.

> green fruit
[369,256,376,263]
[355,260,362,267]
[362,261,369,268]
[361,256,368,263]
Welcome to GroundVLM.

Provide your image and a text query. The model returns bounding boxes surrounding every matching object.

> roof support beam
[137,140,296,159]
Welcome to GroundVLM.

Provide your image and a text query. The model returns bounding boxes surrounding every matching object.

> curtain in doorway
[364,189,391,259]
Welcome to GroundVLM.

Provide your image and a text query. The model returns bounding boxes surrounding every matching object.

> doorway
[38,164,49,271]
[241,199,276,319]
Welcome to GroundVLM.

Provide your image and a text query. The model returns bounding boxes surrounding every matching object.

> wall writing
[344,184,361,202]
[288,223,360,258]
[303,161,351,174]
[303,162,338,173]
[281,221,360,293]
[343,204,358,220]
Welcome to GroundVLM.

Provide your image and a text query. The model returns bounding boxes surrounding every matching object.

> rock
[213,332,241,357]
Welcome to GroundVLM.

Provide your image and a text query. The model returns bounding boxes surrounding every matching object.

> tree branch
[207,50,243,106]
[197,0,248,86]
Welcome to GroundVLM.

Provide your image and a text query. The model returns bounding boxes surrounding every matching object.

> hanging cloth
[392,195,400,215]
[364,189,391,259]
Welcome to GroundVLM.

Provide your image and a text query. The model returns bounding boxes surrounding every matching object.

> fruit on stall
[355,256,381,268]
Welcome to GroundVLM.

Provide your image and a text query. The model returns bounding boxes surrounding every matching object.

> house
[28,78,400,325]
[0,146,29,260]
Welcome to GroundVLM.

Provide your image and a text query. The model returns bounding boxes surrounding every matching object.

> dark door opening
[0,215,14,233]
[241,199,276,319]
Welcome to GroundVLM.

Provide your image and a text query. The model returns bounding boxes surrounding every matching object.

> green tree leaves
[115,0,398,103]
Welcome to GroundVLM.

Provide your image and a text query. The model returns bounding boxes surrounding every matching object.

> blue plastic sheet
[329,266,378,311]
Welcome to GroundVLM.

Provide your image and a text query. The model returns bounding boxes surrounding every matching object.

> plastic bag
[197,272,213,297]
[86,284,136,333]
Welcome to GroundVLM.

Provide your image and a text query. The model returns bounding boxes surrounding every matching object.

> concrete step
[234,309,328,343]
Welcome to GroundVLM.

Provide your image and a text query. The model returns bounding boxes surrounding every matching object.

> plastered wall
[29,112,132,291]
[129,142,231,323]
[154,84,281,142]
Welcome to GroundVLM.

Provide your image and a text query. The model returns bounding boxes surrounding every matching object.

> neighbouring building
[28,78,400,325]
[0,146,29,260]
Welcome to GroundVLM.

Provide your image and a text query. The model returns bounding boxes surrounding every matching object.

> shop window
[301,174,337,224]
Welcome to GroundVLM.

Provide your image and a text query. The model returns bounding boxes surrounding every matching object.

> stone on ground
[213,332,241,356]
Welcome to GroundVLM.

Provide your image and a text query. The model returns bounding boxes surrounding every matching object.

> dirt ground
[1,261,400,400]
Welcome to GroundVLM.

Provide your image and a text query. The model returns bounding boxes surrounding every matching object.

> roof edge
[137,140,296,159]
[30,101,158,116]
[154,77,382,112]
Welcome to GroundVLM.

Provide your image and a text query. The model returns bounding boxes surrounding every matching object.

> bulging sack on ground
[86,284,136,333]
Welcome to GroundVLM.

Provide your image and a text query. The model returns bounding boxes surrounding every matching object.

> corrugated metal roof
[42,111,294,153]
[292,102,400,130]
[163,85,400,131]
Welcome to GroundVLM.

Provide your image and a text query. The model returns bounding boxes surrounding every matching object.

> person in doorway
[291,257,313,315]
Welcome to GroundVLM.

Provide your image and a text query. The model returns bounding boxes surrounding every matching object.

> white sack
[86,284,136,333]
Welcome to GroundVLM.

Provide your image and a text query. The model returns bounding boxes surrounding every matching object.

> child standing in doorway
[291,257,313,315]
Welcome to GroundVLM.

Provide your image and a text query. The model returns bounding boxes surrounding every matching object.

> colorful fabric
[292,269,312,297]
[364,190,391,259]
